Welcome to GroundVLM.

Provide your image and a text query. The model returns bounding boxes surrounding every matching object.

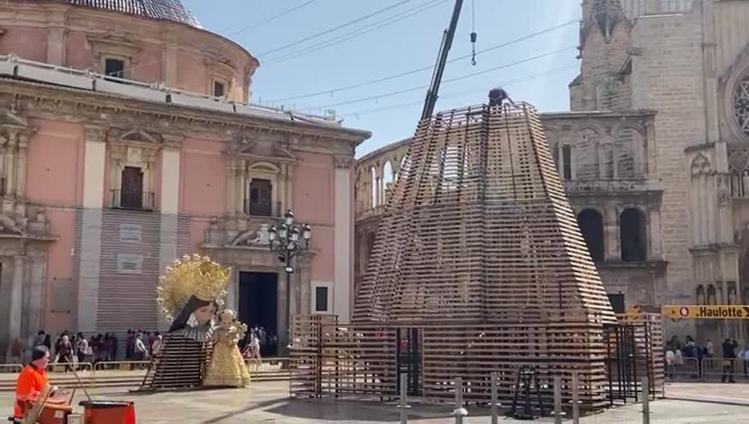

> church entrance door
[239,272,279,356]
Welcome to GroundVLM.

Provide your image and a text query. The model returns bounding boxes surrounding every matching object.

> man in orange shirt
[13,346,55,419]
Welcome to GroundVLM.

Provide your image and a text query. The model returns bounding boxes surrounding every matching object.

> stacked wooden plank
[353,103,614,324]
[293,101,641,410]
[138,334,209,391]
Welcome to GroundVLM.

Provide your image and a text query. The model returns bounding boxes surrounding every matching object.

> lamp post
[268,210,311,355]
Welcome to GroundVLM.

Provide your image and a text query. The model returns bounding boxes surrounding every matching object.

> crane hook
[470,31,477,66]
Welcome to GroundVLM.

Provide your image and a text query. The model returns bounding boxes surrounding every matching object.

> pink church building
[0,0,369,358]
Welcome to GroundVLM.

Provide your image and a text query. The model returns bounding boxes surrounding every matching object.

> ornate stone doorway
[238,271,278,355]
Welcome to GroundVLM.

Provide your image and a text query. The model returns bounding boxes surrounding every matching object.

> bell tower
[571,0,633,111]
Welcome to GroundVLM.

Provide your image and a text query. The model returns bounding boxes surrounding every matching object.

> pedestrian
[55,335,73,372]
[243,333,262,372]
[721,337,738,383]
[151,334,163,357]
[110,333,119,362]
[76,333,90,370]
[134,334,148,369]
[705,339,714,358]
[125,330,134,360]
[32,331,46,349]
[42,334,51,351]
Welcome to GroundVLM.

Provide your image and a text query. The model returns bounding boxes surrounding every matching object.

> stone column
[286,164,295,211]
[45,14,66,66]
[701,0,720,144]
[237,161,246,214]
[226,158,237,215]
[648,207,662,260]
[605,205,620,260]
[334,156,354,322]
[27,256,45,339]
[15,132,28,199]
[158,142,181,330]
[5,130,16,198]
[77,125,107,333]
[7,256,25,348]
[163,33,179,86]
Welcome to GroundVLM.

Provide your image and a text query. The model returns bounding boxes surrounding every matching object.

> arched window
[562,145,572,181]
[696,285,705,305]
[727,283,737,305]
[707,285,717,305]
[620,208,646,261]
[371,166,378,207]
[382,161,394,203]
[577,209,604,262]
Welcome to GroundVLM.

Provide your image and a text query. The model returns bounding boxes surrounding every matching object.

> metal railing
[243,199,283,217]
[0,54,338,126]
[93,360,151,371]
[666,357,749,381]
[110,189,155,211]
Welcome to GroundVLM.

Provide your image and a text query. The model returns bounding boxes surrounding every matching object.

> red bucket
[80,400,135,424]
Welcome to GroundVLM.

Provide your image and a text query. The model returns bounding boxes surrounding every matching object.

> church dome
[64,0,200,27]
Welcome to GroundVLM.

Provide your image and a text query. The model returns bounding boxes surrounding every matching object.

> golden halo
[157,254,230,322]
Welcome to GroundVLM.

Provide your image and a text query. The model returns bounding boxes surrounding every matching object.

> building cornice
[0,77,371,151]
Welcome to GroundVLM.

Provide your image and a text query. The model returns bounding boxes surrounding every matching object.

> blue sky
[182,0,581,156]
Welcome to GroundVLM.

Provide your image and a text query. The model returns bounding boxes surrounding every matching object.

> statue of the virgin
[142,254,230,390]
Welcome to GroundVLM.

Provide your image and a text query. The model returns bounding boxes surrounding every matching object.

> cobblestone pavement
[0,381,747,423]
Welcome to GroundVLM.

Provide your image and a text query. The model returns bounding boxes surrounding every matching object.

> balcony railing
[110,189,155,211]
[243,199,282,217]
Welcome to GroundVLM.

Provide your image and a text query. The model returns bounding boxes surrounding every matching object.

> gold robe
[203,324,250,388]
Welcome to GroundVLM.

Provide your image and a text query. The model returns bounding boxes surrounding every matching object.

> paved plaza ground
[0,381,747,423]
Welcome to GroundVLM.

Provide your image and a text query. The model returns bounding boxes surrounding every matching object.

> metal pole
[490,371,499,424]
[553,376,562,424]
[400,373,408,424]
[454,377,464,424]
[285,265,291,356]
[641,377,650,424]
[572,372,580,424]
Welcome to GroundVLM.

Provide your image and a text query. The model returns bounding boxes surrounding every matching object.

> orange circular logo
[679,307,689,317]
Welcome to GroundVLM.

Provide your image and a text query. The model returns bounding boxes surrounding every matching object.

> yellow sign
[662,305,749,319]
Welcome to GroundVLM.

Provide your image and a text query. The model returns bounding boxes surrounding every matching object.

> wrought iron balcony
[243,199,282,217]
[110,189,155,211]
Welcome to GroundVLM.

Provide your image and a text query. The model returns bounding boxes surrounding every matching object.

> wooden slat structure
[354,102,614,323]
[138,334,210,391]
[609,312,665,401]
[291,101,661,411]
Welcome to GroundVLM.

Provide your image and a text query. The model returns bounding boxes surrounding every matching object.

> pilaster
[7,256,24,346]
[334,156,354,322]
[78,125,106,333]
[15,132,28,199]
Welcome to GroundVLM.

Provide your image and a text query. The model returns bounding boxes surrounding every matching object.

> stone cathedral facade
[355,0,749,343]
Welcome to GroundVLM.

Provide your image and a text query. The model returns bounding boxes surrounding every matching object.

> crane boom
[420,0,464,121]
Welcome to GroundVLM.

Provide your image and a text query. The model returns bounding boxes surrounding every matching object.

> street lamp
[269,210,311,354]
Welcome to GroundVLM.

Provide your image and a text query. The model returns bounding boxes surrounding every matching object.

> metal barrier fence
[1,357,290,373]
[93,361,151,371]
[666,358,749,381]
[0,364,22,374]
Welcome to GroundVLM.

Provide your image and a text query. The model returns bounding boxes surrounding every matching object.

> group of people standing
[124,329,163,362]
[11,329,165,370]
[240,326,276,356]
[39,331,119,369]
[665,335,749,382]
